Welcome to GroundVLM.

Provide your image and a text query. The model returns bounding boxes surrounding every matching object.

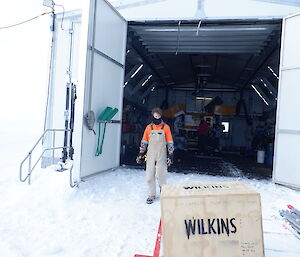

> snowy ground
[1,155,300,257]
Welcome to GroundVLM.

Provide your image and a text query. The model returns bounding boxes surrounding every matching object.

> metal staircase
[19,128,78,188]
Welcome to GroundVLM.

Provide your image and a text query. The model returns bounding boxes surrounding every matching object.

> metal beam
[132,25,279,31]
[136,31,274,37]
[213,55,219,82]
[131,33,169,87]
[172,87,239,92]
[243,45,280,89]
[256,77,278,98]
[139,36,271,41]
[113,0,167,9]
[155,54,177,86]
[143,42,267,46]
[233,55,255,87]
[146,46,262,50]
[141,84,155,99]
[148,49,260,54]
[195,64,212,68]
[129,74,152,96]
[189,55,198,87]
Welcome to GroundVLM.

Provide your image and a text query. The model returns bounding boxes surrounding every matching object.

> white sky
[0,0,82,127]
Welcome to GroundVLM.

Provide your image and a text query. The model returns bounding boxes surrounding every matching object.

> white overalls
[146,123,168,197]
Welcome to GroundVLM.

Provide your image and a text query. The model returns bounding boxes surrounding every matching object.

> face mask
[152,117,162,125]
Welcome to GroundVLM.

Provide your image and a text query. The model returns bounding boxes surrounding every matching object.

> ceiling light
[130,64,143,78]
[267,66,279,80]
[196,97,213,101]
[260,78,274,95]
[251,84,269,106]
[141,75,152,87]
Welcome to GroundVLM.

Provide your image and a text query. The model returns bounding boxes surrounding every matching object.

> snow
[1,139,300,257]
[0,119,300,257]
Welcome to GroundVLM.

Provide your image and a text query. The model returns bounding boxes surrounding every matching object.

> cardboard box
[214,105,236,115]
[163,104,186,118]
[161,181,264,257]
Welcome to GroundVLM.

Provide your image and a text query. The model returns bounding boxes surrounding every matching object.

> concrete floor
[171,150,273,179]
[122,149,273,180]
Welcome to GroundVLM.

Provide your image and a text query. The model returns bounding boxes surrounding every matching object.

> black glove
[136,152,144,165]
[167,153,174,167]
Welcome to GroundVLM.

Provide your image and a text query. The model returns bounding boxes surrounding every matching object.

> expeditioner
[136,107,174,204]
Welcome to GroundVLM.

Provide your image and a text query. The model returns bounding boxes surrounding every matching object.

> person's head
[151,107,162,119]
[151,107,163,125]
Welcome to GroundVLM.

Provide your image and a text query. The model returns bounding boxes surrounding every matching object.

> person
[136,107,174,204]
[212,122,224,152]
[198,119,209,154]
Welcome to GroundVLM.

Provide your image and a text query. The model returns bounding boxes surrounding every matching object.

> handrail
[20,129,70,184]
[69,164,78,188]
[97,120,121,123]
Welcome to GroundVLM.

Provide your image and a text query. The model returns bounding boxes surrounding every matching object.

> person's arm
[136,125,149,164]
[164,125,174,166]
[164,125,174,155]
[139,125,150,153]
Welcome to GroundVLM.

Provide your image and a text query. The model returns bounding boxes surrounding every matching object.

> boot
[146,196,155,204]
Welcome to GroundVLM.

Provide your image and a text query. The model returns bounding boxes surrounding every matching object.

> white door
[273,12,300,189]
[73,0,127,181]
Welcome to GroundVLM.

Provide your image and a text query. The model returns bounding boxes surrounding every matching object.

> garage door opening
[120,19,281,179]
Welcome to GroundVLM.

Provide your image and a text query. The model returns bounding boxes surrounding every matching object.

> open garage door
[273,13,300,189]
[73,0,127,181]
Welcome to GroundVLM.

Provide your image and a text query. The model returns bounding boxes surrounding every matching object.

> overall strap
[161,122,165,130]
[151,124,154,130]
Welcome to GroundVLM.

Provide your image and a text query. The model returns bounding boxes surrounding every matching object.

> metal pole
[88,0,98,111]
[43,12,56,143]
[62,84,70,163]
[28,154,32,185]
[69,83,76,159]
[52,130,56,164]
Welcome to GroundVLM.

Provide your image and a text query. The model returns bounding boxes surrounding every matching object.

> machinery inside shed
[120,19,281,177]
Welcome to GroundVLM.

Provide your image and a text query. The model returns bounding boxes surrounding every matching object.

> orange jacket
[140,122,174,154]
[142,122,173,143]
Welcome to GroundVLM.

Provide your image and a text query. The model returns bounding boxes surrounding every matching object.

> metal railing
[20,129,70,185]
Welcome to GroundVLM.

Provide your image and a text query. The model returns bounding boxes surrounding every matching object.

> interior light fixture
[196,96,213,101]
[251,84,269,106]
[151,86,156,91]
[130,64,143,78]
[126,49,130,54]
[141,75,152,87]
[267,66,279,80]
[260,78,273,95]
